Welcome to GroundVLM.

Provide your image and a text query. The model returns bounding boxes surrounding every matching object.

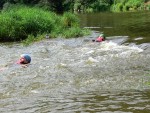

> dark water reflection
[78,11,150,44]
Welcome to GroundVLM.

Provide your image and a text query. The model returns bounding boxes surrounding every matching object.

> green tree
[50,0,64,13]
[0,0,147,13]
[27,0,73,13]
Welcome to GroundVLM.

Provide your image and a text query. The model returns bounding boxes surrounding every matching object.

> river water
[79,11,150,44]
[0,12,150,113]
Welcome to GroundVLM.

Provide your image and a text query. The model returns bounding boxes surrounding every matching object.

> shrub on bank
[0,5,90,42]
[111,0,144,12]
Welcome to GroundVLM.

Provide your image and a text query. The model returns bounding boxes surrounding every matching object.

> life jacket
[96,36,104,42]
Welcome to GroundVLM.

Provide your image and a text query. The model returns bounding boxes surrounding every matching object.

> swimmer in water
[92,33,106,42]
[16,54,31,67]
[0,54,31,71]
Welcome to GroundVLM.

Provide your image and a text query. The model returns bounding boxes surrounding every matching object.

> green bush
[111,0,144,12]
[86,8,94,13]
[0,5,89,42]
[123,4,130,11]
[111,3,124,12]
[0,6,56,41]
[61,12,80,28]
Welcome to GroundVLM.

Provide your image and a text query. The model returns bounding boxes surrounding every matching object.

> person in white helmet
[92,33,106,42]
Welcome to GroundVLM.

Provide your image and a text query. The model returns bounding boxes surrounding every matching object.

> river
[0,11,150,113]
[78,11,150,44]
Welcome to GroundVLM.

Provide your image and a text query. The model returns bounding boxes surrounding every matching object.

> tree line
[0,0,150,13]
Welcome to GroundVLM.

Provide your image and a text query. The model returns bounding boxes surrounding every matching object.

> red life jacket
[96,36,104,42]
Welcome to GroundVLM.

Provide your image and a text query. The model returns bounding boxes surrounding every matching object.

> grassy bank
[0,5,90,45]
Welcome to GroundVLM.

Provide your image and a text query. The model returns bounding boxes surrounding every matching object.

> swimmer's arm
[21,64,29,68]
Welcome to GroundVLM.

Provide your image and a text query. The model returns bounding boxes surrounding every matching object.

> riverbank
[0,5,90,43]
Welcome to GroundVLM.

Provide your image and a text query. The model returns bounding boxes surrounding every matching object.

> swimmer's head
[20,54,31,64]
